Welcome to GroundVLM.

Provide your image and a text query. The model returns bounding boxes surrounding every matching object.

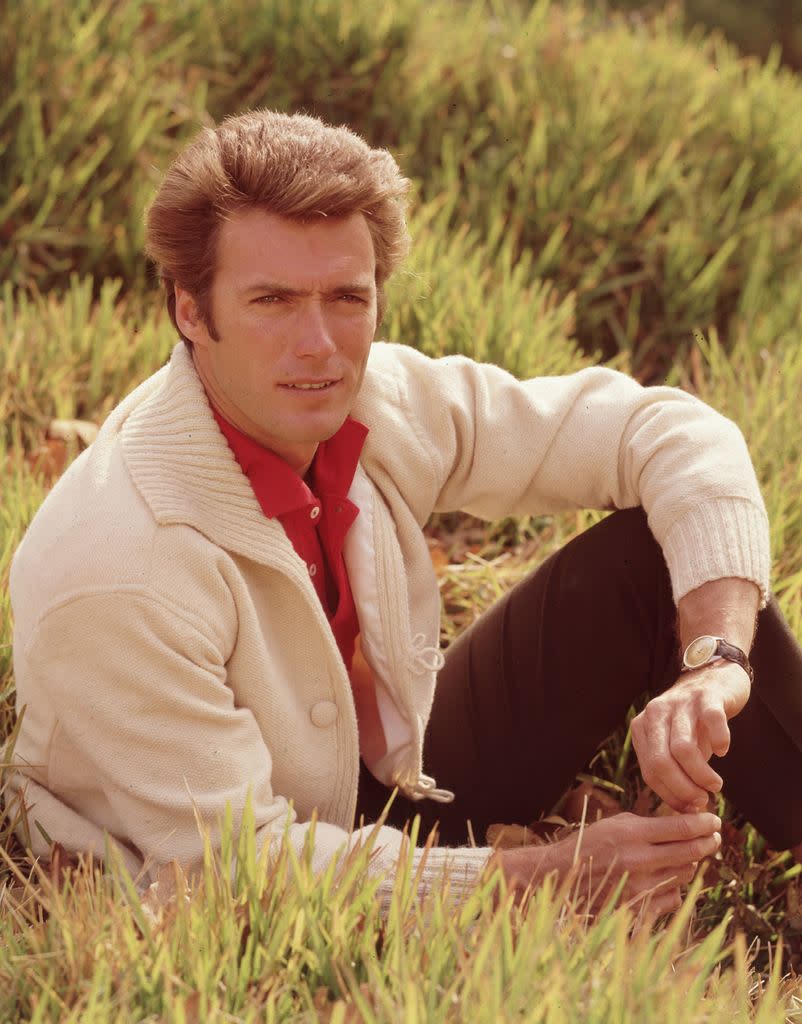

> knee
[594,506,658,554]
[602,507,656,553]
[545,507,676,680]
[563,507,668,593]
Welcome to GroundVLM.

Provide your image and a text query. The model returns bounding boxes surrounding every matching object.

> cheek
[352,344,372,388]
[345,314,376,353]
[210,341,268,394]
[220,318,285,365]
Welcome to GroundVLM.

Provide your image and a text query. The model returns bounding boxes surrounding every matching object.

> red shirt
[211,406,386,761]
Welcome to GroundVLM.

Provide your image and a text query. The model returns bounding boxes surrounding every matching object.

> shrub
[3,0,802,376]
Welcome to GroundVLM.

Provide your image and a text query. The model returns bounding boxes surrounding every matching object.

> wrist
[677,578,760,657]
[490,844,551,898]
[680,635,754,684]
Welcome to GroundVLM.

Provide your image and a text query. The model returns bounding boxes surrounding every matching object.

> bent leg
[416,507,678,845]
[356,508,676,841]
[712,597,802,851]
[356,508,802,852]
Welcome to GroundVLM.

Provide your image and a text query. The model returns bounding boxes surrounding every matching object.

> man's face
[175,208,378,475]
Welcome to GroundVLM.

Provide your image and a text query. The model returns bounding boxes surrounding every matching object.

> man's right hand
[491,811,721,918]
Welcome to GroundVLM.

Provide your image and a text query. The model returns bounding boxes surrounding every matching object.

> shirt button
[309,563,318,577]
[310,701,338,728]
[310,506,320,520]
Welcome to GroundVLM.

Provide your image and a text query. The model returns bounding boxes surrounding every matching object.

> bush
[1,0,207,289]
[2,0,802,377]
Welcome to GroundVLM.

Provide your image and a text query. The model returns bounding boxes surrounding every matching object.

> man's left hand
[630,662,751,812]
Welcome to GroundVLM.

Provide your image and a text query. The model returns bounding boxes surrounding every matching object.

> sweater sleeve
[14,589,492,907]
[370,345,771,608]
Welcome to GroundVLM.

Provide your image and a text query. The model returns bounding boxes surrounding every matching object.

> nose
[294,302,337,359]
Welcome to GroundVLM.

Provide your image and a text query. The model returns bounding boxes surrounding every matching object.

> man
[8,110,802,918]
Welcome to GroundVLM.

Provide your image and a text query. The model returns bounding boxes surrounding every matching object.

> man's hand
[492,811,721,917]
[631,662,750,812]
[630,575,760,813]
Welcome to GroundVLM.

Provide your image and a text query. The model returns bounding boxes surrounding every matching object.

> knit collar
[118,342,303,572]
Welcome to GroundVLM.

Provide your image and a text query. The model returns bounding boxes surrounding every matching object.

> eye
[337,293,366,304]
[254,295,281,304]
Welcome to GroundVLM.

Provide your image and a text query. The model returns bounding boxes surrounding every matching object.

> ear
[174,285,210,347]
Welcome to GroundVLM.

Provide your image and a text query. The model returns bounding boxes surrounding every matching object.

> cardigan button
[310,700,338,728]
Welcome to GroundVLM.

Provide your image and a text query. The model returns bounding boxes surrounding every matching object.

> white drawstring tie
[392,768,455,803]
[385,634,453,802]
[410,632,445,673]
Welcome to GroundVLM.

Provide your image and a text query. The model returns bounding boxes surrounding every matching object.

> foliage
[1,0,206,289]
[589,0,802,72]
[0,204,587,455]
[2,0,802,376]
[376,194,589,377]
[0,277,174,451]
[0,803,799,1021]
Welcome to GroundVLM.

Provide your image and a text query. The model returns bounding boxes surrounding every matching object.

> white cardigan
[8,340,770,907]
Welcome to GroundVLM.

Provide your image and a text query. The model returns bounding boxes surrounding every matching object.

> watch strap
[713,638,754,684]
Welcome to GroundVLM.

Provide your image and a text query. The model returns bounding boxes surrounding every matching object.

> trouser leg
[712,596,802,849]
[355,508,802,851]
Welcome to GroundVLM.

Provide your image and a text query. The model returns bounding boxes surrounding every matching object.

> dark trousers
[355,508,802,851]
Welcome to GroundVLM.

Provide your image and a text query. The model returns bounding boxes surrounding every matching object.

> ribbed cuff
[659,497,771,608]
[376,845,494,915]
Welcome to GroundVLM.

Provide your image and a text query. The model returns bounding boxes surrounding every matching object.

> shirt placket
[285,503,328,610]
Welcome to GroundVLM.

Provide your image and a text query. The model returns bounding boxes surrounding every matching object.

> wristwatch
[681,635,754,684]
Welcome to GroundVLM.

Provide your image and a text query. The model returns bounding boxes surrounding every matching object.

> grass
[0,805,800,1022]
[3,0,802,1016]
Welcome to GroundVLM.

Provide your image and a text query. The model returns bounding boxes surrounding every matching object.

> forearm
[486,835,578,901]
[484,843,554,903]
[676,577,761,655]
[631,576,760,810]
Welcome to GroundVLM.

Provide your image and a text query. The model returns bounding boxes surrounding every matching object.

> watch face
[684,635,718,669]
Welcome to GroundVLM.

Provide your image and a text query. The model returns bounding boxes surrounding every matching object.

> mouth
[279,379,340,392]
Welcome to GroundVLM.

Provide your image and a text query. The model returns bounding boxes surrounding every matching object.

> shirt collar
[210,405,368,519]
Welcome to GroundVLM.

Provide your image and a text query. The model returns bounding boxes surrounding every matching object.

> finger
[681,802,710,815]
[643,764,701,812]
[697,727,713,762]
[640,772,689,814]
[633,862,697,893]
[651,831,721,871]
[668,709,723,793]
[643,866,697,893]
[681,793,712,814]
[640,753,708,812]
[628,883,682,920]
[699,700,730,758]
[633,811,722,844]
[635,708,712,811]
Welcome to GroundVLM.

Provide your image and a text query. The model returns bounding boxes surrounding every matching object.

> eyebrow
[239,281,374,298]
